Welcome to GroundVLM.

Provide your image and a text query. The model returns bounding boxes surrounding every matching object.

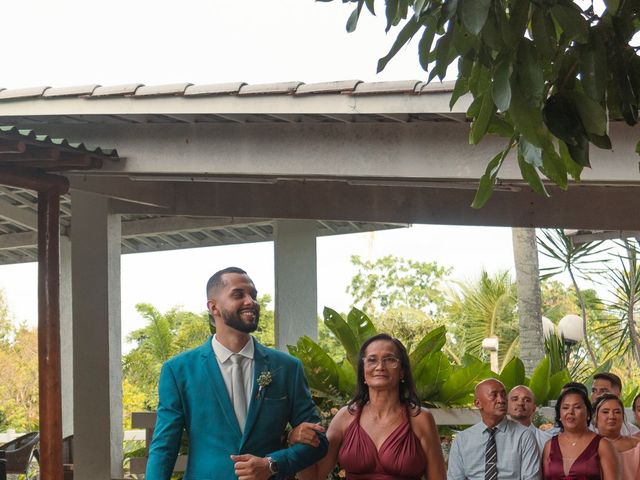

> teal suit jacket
[146,337,328,479]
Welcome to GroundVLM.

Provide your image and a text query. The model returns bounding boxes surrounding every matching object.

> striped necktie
[485,426,498,480]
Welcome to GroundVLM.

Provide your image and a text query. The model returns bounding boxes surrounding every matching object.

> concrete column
[59,236,73,438]
[273,219,317,350]
[71,191,122,480]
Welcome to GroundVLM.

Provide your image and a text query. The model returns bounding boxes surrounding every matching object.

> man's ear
[207,299,218,317]
[474,397,481,409]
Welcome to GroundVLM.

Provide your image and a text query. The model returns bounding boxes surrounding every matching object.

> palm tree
[537,229,607,367]
[446,270,519,370]
[512,227,544,375]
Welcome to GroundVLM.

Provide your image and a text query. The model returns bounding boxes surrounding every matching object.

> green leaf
[450,55,473,109]
[347,307,377,346]
[518,149,549,197]
[481,9,503,50]
[323,307,360,369]
[547,369,572,403]
[289,336,339,395]
[519,138,543,168]
[418,16,437,71]
[487,117,515,138]
[346,3,364,33]
[429,27,455,82]
[438,356,492,404]
[470,92,495,144]
[492,61,513,111]
[471,150,507,208]
[442,0,459,24]
[498,357,526,392]
[509,84,543,147]
[364,0,375,15]
[587,132,612,150]
[559,140,583,181]
[567,134,590,168]
[460,0,491,35]
[377,17,421,72]
[569,91,607,136]
[550,4,589,44]
[580,32,607,103]
[516,40,544,105]
[541,142,568,189]
[336,360,357,396]
[409,325,447,366]
[636,140,640,155]
[414,351,452,400]
[604,0,620,15]
[507,0,530,45]
[385,0,399,32]
[531,6,556,62]
[528,356,551,404]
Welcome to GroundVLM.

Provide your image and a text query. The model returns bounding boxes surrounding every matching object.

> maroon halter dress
[337,407,427,480]
[544,434,602,480]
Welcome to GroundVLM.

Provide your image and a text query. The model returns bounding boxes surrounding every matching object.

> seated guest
[633,393,640,437]
[508,385,552,452]
[448,378,540,480]
[593,393,640,478]
[591,372,639,435]
[542,386,619,480]
[543,382,590,436]
[290,333,446,480]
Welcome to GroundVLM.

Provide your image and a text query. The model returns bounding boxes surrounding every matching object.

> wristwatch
[267,456,279,475]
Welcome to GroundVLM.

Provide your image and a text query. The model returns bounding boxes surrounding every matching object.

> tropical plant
[445,269,519,369]
[289,307,494,407]
[537,228,608,367]
[317,0,640,206]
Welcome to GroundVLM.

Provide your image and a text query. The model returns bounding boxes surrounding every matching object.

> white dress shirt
[211,335,255,411]
[527,423,552,453]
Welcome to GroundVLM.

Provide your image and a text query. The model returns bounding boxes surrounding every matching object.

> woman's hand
[288,422,326,448]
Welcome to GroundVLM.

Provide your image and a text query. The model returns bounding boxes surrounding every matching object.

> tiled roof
[0,80,454,101]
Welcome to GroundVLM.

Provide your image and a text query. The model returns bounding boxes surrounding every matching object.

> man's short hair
[593,372,622,391]
[206,267,248,298]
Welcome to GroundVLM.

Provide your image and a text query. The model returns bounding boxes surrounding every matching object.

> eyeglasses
[363,355,400,369]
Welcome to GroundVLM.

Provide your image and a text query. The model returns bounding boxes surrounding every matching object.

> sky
[0,0,576,349]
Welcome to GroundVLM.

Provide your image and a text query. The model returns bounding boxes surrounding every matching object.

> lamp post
[482,337,500,373]
[558,314,585,366]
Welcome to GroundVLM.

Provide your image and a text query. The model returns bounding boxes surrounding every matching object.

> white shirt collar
[211,334,255,363]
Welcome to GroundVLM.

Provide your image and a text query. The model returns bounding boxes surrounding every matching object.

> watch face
[268,458,279,473]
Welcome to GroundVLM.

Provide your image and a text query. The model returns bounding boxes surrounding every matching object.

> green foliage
[347,255,450,315]
[445,270,518,368]
[320,0,640,206]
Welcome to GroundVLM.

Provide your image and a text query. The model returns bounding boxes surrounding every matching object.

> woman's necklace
[610,435,623,443]
[565,432,585,446]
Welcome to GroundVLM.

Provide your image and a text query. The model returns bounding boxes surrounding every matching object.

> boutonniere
[256,370,273,398]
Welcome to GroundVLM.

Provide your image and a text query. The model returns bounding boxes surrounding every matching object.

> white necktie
[230,354,247,432]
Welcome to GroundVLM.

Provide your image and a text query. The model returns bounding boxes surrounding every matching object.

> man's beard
[221,307,259,333]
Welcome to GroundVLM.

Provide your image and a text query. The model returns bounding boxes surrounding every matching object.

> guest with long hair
[542,386,620,479]
[289,333,445,480]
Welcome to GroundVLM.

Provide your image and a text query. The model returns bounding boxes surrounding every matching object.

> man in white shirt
[507,385,552,453]
[591,372,639,435]
[447,378,541,480]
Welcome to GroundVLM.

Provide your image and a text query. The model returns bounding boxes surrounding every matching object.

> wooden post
[38,188,64,480]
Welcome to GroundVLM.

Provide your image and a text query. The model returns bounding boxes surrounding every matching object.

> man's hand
[287,422,326,447]
[230,454,272,480]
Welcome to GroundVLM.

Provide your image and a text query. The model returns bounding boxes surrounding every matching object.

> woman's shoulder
[409,407,438,433]
[330,405,357,431]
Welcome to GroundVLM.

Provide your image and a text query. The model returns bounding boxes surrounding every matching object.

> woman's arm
[599,436,622,480]
[411,408,446,480]
[541,437,552,476]
[295,407,350,480]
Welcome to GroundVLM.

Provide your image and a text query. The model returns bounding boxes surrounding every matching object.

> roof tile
[134,83,192,97]
[0,87,50,100]
[353,80,422,95]
[43,85,100,98]
[184,82,246,96]
[238,82,303,96]
[296,80,362,95]
[92,84,144,97]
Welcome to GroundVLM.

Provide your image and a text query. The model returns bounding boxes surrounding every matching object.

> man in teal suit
[146,267,328,479]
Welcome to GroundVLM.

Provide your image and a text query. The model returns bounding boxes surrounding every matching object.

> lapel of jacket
[240,339,270,449]
[200,337,243,438]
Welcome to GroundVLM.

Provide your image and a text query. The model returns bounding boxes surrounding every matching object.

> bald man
[447,379,540,480]
[508,385,552,453]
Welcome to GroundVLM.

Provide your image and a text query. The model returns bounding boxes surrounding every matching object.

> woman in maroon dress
[542,386,619,480]
[290,333,445,480]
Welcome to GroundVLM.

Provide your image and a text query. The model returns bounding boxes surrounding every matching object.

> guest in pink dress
[290,333,445,480]
[632,393,640,441]
[593,393,640,479]
[542,386,620,480]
